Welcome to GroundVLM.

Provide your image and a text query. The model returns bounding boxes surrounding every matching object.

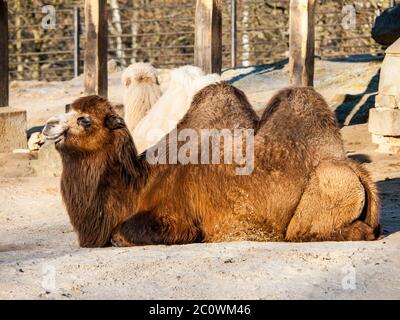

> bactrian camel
[42,83,381,247]
[121,62,161,133]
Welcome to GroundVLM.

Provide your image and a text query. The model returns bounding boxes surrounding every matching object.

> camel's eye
[77,115,92,128]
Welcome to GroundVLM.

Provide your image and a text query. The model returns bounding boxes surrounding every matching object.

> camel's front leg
[110,211,162,247]
[110,228,134,247]
[111,211,204,246]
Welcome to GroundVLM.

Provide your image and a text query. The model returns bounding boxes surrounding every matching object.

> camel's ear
[105,114,125,130]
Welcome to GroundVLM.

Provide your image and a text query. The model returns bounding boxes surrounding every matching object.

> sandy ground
[1,57,399,299]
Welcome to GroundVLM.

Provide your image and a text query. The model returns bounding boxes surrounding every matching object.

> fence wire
[7,0,391,82]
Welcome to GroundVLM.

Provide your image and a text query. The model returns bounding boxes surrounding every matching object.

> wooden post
[84,0,108,97]
[231,0,237,68]
[289,0,315,87]
[194,0,222,74]
[73,6,81,78]
[0,0,27,152]
[0,0,9,107]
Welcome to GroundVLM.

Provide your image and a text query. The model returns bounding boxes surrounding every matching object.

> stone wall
[369,38,400,153]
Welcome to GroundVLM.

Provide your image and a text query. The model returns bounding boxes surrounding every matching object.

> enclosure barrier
[81,0,315,96]
[84,0,108,97]
[7,1,390,82]
[289,0,315,87]
[0,0,8,107]
[194,0,222,74]
[0,0,27,153]
[74,6,81,78]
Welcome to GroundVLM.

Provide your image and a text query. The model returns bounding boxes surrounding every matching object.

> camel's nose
[42,115,67,140]
[45,116,61,128]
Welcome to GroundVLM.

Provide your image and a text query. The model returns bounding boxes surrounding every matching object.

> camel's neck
[59,132,149,247]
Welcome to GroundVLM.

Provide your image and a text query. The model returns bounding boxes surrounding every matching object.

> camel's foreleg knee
[111,211,204,246]
[110,211,169,246]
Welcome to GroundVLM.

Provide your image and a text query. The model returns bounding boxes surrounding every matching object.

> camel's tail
[122,63,162,133]
[348,160,382,237]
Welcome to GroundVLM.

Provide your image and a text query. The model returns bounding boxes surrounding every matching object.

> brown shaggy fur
[45,84,381,247]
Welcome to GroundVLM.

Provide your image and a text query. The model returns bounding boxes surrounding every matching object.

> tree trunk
[241,3,250,67]
[130,0,140,64]
[110,0,125,66]
[15,0,23,80]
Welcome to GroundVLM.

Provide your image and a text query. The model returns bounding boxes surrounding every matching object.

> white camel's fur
[122,62,161,133]
[133,65,222,153]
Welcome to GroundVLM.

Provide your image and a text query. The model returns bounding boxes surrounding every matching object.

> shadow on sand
[225,59,288,84]
[376,177,400,235]
[334,70,380,126]
[347,154,372,164]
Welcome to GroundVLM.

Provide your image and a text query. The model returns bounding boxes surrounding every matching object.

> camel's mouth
[43,132,65,144]
[42,114,71,145]
[44,133,65,144]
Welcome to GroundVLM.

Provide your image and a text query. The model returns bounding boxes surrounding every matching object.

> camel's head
[121,62,159,88]
[43,95,126,153]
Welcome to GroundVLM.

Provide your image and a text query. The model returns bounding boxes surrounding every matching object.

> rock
[369,39,400,153]
[372,133,400,146]
[369,108,400,136]
[377,39,400,103]
[12,149,31,154]
[377,141,400,154]
[0,107,27,153]
[372,5,400,46]
[375,94,400,109]
[28,132,45,151]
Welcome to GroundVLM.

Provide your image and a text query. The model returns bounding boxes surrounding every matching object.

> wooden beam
[194,0,222,74]
[84,0,108,97]
[0,0,28,152]
[289,0,315,87]
[231,0,237,68]
[73,6,81,78]
[0,0,9,107]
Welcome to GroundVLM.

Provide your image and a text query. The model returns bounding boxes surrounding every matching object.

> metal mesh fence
[7,0,392,81]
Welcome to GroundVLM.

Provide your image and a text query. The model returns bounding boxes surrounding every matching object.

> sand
[0,57,399,299]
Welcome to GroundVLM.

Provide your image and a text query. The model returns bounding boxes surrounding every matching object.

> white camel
[133,65,221,153]
[121,62,161,133]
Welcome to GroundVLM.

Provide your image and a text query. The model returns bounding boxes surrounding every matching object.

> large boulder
[372,5,400,46]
